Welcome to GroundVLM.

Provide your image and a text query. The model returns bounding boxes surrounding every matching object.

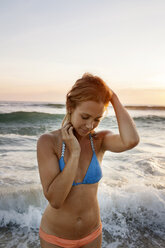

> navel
[77,216,82,223]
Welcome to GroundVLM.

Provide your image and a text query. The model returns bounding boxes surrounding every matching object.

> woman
[37,73,140,248]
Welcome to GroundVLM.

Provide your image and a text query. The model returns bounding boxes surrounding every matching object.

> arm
[101,92,140,153]
[37,134,80,209]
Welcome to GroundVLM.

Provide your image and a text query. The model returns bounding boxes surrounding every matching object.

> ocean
[0,101,165,248]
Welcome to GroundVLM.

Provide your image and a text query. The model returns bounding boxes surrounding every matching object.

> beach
[0,101,165,248]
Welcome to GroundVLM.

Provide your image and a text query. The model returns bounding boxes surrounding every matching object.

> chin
[73,128,85,136]
[80,129,91,136]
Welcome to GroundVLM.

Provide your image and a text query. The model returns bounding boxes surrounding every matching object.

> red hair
[62,73,112,126]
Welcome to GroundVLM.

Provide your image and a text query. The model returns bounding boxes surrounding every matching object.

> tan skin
[37,94,140,248]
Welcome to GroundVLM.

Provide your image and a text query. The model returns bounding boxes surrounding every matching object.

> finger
[63,125,73,136]
[63,122,72,128]
[61,125,70,136]
[61,126,73,140]
[62,125,72,133]
[68,126,74,134]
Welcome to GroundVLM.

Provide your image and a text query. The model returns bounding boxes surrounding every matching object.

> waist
[39,222,102,243]
[41,203,101,239]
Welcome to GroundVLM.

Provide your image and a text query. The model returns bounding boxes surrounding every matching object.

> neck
[73,128,88,142]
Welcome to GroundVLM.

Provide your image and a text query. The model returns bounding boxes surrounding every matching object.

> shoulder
[90,130,111,151]
[37,129,62,153]
[91,130,112,140]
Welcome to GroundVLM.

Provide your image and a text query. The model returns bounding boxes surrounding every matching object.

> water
[0,101,165,248]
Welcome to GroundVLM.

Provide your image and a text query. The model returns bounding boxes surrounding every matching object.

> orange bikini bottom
[39,223,102,248]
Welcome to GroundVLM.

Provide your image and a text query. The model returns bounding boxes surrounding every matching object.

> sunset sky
[0,0,165,105]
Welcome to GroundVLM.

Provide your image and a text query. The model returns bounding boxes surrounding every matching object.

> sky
[0,0,165,105]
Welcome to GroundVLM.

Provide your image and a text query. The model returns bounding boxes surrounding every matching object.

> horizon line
[0,100,165,109]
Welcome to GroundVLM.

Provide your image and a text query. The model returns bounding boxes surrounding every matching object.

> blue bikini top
[59,133,103,186]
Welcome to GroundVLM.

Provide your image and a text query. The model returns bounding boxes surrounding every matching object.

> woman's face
[70,100,105,136]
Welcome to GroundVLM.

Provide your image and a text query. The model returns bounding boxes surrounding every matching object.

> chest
[57,134,104,183]
[73,140,104,183]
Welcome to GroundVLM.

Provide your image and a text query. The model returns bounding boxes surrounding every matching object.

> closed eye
[81,116,101,122]
[81,116,89,120]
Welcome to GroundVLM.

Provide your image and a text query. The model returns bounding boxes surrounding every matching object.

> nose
[85,121,94,129]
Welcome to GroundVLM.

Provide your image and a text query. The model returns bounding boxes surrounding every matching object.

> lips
[81,128,90,133]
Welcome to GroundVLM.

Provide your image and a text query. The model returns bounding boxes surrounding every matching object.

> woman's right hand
[61,122,81,155]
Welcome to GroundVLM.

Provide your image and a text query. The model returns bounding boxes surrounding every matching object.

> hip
[39,222,102,248]
[40,202,101,239]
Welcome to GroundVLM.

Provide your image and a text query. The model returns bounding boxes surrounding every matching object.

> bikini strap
[89,133,95,152]
[62,135,94,157]
[61,142,65,157]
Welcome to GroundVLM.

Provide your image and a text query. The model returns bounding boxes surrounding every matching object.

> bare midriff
[40,183,101,240]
